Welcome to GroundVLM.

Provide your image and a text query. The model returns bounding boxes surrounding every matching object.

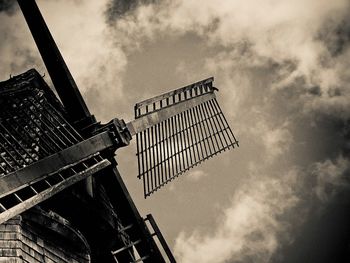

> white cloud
[262,123,293,162]
[186,170,208,181]
[249,121,293,163]
[0,0,128,121]
[109,0,350,120]
[174,169,300,263]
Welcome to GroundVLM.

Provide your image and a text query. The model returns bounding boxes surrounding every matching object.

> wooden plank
[135,77,214,109]
[0,248,21,257]
[145,214,176,263]
[0,232,18,240]
[0,131,113,198]
[0,257,21,263]
[0,240,18,249]
[127,93,216,136]
[0,160,110,225]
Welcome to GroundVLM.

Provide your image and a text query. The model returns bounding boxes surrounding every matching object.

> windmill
[0,0,239,262]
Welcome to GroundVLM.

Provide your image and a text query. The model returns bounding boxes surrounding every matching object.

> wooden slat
[0,131,113,198]
[127,93,216,136]
[0,159,110,225]
[135,77,213,109]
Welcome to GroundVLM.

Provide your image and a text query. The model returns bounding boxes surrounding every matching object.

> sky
[1,0,350,262]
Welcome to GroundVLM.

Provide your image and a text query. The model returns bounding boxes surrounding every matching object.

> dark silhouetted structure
[0,0,238,262]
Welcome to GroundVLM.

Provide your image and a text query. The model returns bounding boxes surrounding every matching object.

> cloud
[0,0,17,14]
[103,1,350,261]
[262,123,293,162]
[174,169,300,263]
[108,0,350,118]
[249,121,293,163]
[312,155,350,202]
[186,170,207,181]
[0,0,129,122]
[174,154,350,263]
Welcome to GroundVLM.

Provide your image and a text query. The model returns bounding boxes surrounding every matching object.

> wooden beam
[127,92,216,136]
[17,0,94,127]
[0,132,113,198]
[135,77,214,109]
[0,160,110,225]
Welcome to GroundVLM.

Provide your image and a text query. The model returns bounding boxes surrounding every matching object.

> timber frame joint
[94,118,132,150]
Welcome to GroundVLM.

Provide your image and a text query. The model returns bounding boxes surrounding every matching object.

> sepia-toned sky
[1,0,350,262]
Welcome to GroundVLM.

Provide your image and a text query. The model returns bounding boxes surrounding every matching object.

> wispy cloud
[312,155,350,202]
[174,169,300,263]
[0,0,129,121]
[104,0,350,261]
[186,170,208,181]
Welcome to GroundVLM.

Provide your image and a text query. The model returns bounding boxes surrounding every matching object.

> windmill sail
[128,77,239,198]
[0,70,110,225]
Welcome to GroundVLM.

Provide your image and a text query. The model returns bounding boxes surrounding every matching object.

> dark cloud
[105,0,158,24]
[268,81,350,262]
[272,189,350,263]
[319,15,350,57]
[0,0,17,14]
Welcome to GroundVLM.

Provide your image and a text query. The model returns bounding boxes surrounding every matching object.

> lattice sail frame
[0,70,83,175]
[0,70,109,224]
[132,77,239,197]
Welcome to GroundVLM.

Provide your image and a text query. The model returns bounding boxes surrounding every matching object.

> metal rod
[136,133,140,176]
[211,99,236,147]
[144,129,150,197]
[0,133,27,166]
[143,129,149,197]
[155,123,162,187]
[0,162,6,174]
[160,121,166,185]
[0,143,15,171]
[200,103,219,153]
[179,112,189,169]
[147,128,153,192]
[179,113,186,172]
[24,100,68,149]
[21,109,63,151]
[0,123,34,163]
[196,104,212,154]
[167,119,172,183]
[213,99,239,146]
[188,108,203,162]
[183,110,195,165]
[3,98,59,154]
[192,107,208,158]
[28,97,75,145]
[167,118,174,181]
[208,99,230,146]
[3,113,51,157]
[139,132,145,181]
[172,115,179,175]
[204,101,225,150]
[173,115,181,174]
[46,103,83,141]
[151,126,156,190]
